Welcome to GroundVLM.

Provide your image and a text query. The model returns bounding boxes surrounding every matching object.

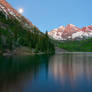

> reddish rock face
[48,24,92,40]
[0,0,5,1]
[0,0,33,26]
[62,24,81,39]
[88,26,92,30]
[0,0,20,16]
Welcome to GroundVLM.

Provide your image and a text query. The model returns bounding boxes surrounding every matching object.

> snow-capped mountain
[48,24,92,40]
[0,0,33,28]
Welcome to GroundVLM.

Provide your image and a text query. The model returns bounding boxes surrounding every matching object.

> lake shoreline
[55,47,68,54]
[2,52,45,56]
[1,47,54,56]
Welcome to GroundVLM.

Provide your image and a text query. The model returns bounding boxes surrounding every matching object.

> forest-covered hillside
[0,11,55,55]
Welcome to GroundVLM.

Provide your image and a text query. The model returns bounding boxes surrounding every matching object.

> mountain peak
[59,25,65,28]
[48,24,92,40]
[67,24,75,26]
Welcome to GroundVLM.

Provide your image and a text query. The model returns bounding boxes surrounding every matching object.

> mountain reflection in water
[0,53,92,92]
[49,53,92,84]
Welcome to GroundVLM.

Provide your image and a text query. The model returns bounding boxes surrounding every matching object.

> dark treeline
[0,11,55,54]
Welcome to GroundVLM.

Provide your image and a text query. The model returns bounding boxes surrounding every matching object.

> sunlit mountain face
[48,24,92,40]
[0,0,33,27]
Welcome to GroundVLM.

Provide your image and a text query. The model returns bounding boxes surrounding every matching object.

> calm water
[0,53,92,92]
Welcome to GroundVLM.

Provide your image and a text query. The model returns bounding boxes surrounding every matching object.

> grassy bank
[59,38,92,52]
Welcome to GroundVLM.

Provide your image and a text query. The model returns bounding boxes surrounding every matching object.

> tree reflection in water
[0,53,92,92]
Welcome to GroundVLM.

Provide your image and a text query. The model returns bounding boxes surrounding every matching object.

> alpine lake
[0,53,92,92]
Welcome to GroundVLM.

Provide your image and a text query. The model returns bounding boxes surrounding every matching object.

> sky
[7,0,92,33]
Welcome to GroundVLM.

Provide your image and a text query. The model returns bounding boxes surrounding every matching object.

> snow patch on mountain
[48,24,92,40]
